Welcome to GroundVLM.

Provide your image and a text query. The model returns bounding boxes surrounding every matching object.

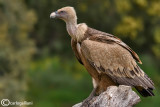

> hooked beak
[50,11,57,18]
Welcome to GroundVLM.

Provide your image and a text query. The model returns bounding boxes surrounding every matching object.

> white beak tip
[50,12,56,18]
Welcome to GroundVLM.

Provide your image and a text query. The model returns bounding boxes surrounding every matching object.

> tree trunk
[73,85,141,107]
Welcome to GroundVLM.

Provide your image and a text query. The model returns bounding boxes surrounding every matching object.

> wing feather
[71,39,83,65]
[81,39,154,89]
[85,28,142,64]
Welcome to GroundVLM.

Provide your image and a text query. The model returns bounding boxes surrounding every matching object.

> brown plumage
[50,6,155,97]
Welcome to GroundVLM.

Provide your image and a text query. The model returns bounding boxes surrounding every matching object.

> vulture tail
[135,87,154,97]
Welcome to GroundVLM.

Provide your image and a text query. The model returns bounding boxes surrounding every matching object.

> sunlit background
[0,0,160,107]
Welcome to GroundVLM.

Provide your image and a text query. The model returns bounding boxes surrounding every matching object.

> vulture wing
[81,28,154,96]
[71,39,83,65]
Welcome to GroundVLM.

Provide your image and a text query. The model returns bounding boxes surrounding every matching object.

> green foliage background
[0,0,160,107]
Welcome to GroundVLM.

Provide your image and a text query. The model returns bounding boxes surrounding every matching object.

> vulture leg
[82,88,97,107]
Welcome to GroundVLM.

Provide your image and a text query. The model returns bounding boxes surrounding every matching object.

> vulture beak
[50,11,57,18]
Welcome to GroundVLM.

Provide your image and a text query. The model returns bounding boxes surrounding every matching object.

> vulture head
[50,6,77,23]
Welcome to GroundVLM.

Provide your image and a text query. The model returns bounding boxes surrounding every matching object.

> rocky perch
[73,85,141,107]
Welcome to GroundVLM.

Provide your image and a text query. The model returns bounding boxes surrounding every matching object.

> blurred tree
[0,0,159,106]
[25,0,160,60]
[23,0,160,107]
[114,0,160,58]
[0,0,160,107]
[0,0,36,101]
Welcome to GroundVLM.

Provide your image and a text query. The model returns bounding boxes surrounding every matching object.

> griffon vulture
[50,6,155,99]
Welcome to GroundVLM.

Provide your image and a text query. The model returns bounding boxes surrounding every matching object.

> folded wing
[81,31,154,96]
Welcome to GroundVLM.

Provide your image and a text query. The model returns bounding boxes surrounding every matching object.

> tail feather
[135,87,154,97]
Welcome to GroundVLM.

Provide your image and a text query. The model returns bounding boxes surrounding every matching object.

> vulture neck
[66,20,77,39]
[66,20,87,42]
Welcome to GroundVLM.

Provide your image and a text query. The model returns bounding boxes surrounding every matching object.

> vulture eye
[60,11,65,13]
